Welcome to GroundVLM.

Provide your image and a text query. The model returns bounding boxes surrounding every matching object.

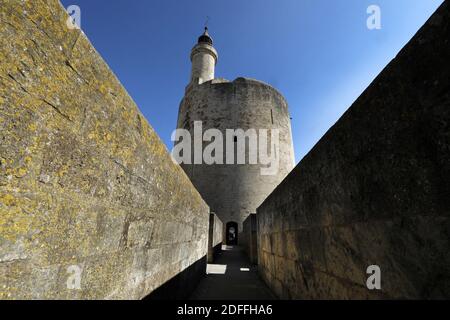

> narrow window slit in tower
[270,109,274,124]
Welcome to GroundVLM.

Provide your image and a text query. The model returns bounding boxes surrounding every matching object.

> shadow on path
[190,245,276,300]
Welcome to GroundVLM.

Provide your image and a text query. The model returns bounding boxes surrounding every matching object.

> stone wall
[242,214,258,264]
[207,213,223,262]
[257,2,450,299]
[0,0,209,299]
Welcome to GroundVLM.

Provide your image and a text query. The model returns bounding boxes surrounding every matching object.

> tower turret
[190,27,218,85]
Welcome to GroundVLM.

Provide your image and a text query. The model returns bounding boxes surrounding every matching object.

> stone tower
[176,28,295,244]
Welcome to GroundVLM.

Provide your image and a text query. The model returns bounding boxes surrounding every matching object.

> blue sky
[61,0,443,164]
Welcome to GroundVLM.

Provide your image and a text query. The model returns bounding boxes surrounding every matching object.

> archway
[226,222,238,245]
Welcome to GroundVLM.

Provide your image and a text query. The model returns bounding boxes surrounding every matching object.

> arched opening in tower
[226,222,238,245]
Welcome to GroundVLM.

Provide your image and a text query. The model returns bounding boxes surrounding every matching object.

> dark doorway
[226,222,238,245]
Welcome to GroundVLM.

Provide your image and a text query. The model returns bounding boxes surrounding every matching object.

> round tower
[190,27,218,85]
[176,29,295,244]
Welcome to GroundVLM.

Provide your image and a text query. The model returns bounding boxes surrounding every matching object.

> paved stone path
[190,246,276,300]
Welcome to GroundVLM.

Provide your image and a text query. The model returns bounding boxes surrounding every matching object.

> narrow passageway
[190,246,276,300]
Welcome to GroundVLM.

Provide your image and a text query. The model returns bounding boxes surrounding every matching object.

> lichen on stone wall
[0,0,209,300]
